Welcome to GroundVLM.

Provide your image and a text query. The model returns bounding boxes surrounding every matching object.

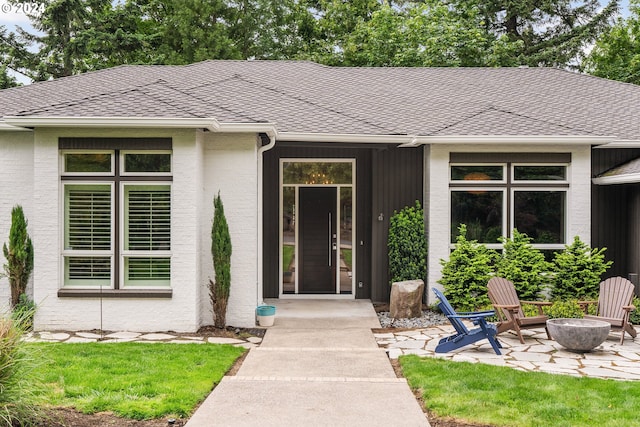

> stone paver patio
[375,324,640,381]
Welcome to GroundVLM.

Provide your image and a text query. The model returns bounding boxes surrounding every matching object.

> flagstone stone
[580,367,640,380]
[76,332,103,339]
[403,349,429,356]
[139,333,177,340]
[388,340,427,349]
[550,357,581,368]
[234,342,257,349]
[38,332,70,341]
[395,330,425,337]
[104,331,141,339]
[386,348,403,359]
[527,344,556,353]
[373,333,395,339]
[169,339,205,344]
[178,336,205,341]
[509,360,536,370]
[617,351,640,361]
[509,351,552,363]
[99,338,136,343]
[65,337,96,343]
[208,337,246,344]
[246,336,263,344]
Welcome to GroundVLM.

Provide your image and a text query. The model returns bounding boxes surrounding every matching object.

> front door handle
[328,212,332,267]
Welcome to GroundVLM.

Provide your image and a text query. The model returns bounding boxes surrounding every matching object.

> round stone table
[547,318,611,352]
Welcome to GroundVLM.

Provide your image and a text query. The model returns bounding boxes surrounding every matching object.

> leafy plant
[542,300,585,319]
[388,200,427,284]
[495,229,551,301]
[629,297,640,325]
[438,224,496,312]
[209,192,232,329]
[0,313,42,426]
[11,294,36,331]
[551,236,612,300]
[2,205,34,308]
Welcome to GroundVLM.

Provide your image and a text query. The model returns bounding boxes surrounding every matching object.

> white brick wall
[200,133,259,328]
[29,128,204,332]
[0,131,34,313]
[427,143,592,302]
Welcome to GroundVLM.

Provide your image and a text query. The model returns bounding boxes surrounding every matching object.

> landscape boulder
[389,279,424,319]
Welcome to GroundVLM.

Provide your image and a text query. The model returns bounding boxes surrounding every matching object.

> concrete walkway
[185,300,430,426]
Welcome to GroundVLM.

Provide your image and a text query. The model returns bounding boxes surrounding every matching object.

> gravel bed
[377,310,448,329]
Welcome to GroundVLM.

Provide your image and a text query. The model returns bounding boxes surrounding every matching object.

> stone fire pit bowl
[547,318,611,352]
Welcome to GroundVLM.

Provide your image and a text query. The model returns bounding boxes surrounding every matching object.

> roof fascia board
[278,132,615,145]
[0,122,33,132]
[595,140,640,148]
[3,116,222,131]
[2,117,278,137]
[592,174,640,185]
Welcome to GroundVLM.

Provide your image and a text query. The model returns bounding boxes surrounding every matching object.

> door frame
[279,158,356,298]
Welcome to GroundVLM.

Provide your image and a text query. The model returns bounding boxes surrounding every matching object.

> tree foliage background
[0,0,624,86]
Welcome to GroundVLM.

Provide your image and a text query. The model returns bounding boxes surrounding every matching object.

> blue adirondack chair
[432,288,502,355]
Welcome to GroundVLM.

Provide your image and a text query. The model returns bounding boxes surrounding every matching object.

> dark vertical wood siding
[371,146,424,302]
[262,143,423,302]
[592,148,640,280]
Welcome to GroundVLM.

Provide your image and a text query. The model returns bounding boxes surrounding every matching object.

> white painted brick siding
[427,144,592,303]
[30,128,204,332]
[0,132,34,313]
[200,133,259,328]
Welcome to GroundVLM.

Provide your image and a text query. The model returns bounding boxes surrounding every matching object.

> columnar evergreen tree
[2,206,34,308]
[210,192,232,328]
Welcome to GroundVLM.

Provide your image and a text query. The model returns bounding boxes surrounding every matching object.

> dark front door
[299,187,337,293]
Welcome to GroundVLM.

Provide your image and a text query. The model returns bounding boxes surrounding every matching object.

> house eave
[594,140,640,148]
[277,132,615,145]
[1,116,278,137]
[0,122,33,131]
[592,174,640,185]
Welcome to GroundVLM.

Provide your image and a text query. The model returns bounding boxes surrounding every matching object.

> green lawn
[31,342,245,420]
[400,355,640,427]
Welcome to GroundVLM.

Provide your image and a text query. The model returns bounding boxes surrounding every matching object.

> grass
[400,355,640,427]
[30,342,245,420]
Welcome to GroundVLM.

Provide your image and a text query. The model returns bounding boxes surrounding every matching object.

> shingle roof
[2,60,640,139]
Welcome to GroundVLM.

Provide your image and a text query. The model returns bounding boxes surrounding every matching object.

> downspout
[257,132,276,309]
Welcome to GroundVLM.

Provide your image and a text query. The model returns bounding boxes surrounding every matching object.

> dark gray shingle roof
[2,60,640,139]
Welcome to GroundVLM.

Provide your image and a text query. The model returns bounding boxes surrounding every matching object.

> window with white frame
[449,160,568,252]
[61,145,172,290]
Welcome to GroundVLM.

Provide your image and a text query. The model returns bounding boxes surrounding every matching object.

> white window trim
[120,150,173,176]
[510,187,568,248]
[449,188,506,248]
[60,181,115,288]
[449,163,507,184]
[511,163,569,184]
[60,150,115,176]
[119,182,172,289]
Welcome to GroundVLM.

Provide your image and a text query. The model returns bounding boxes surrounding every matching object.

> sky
[0,0,634,85]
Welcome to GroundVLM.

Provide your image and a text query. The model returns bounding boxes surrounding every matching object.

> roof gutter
[0,122,33,132]
[1,116,279,137]
[592,174,640,185]
[277,132,616,145]
[595,140,640,148]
